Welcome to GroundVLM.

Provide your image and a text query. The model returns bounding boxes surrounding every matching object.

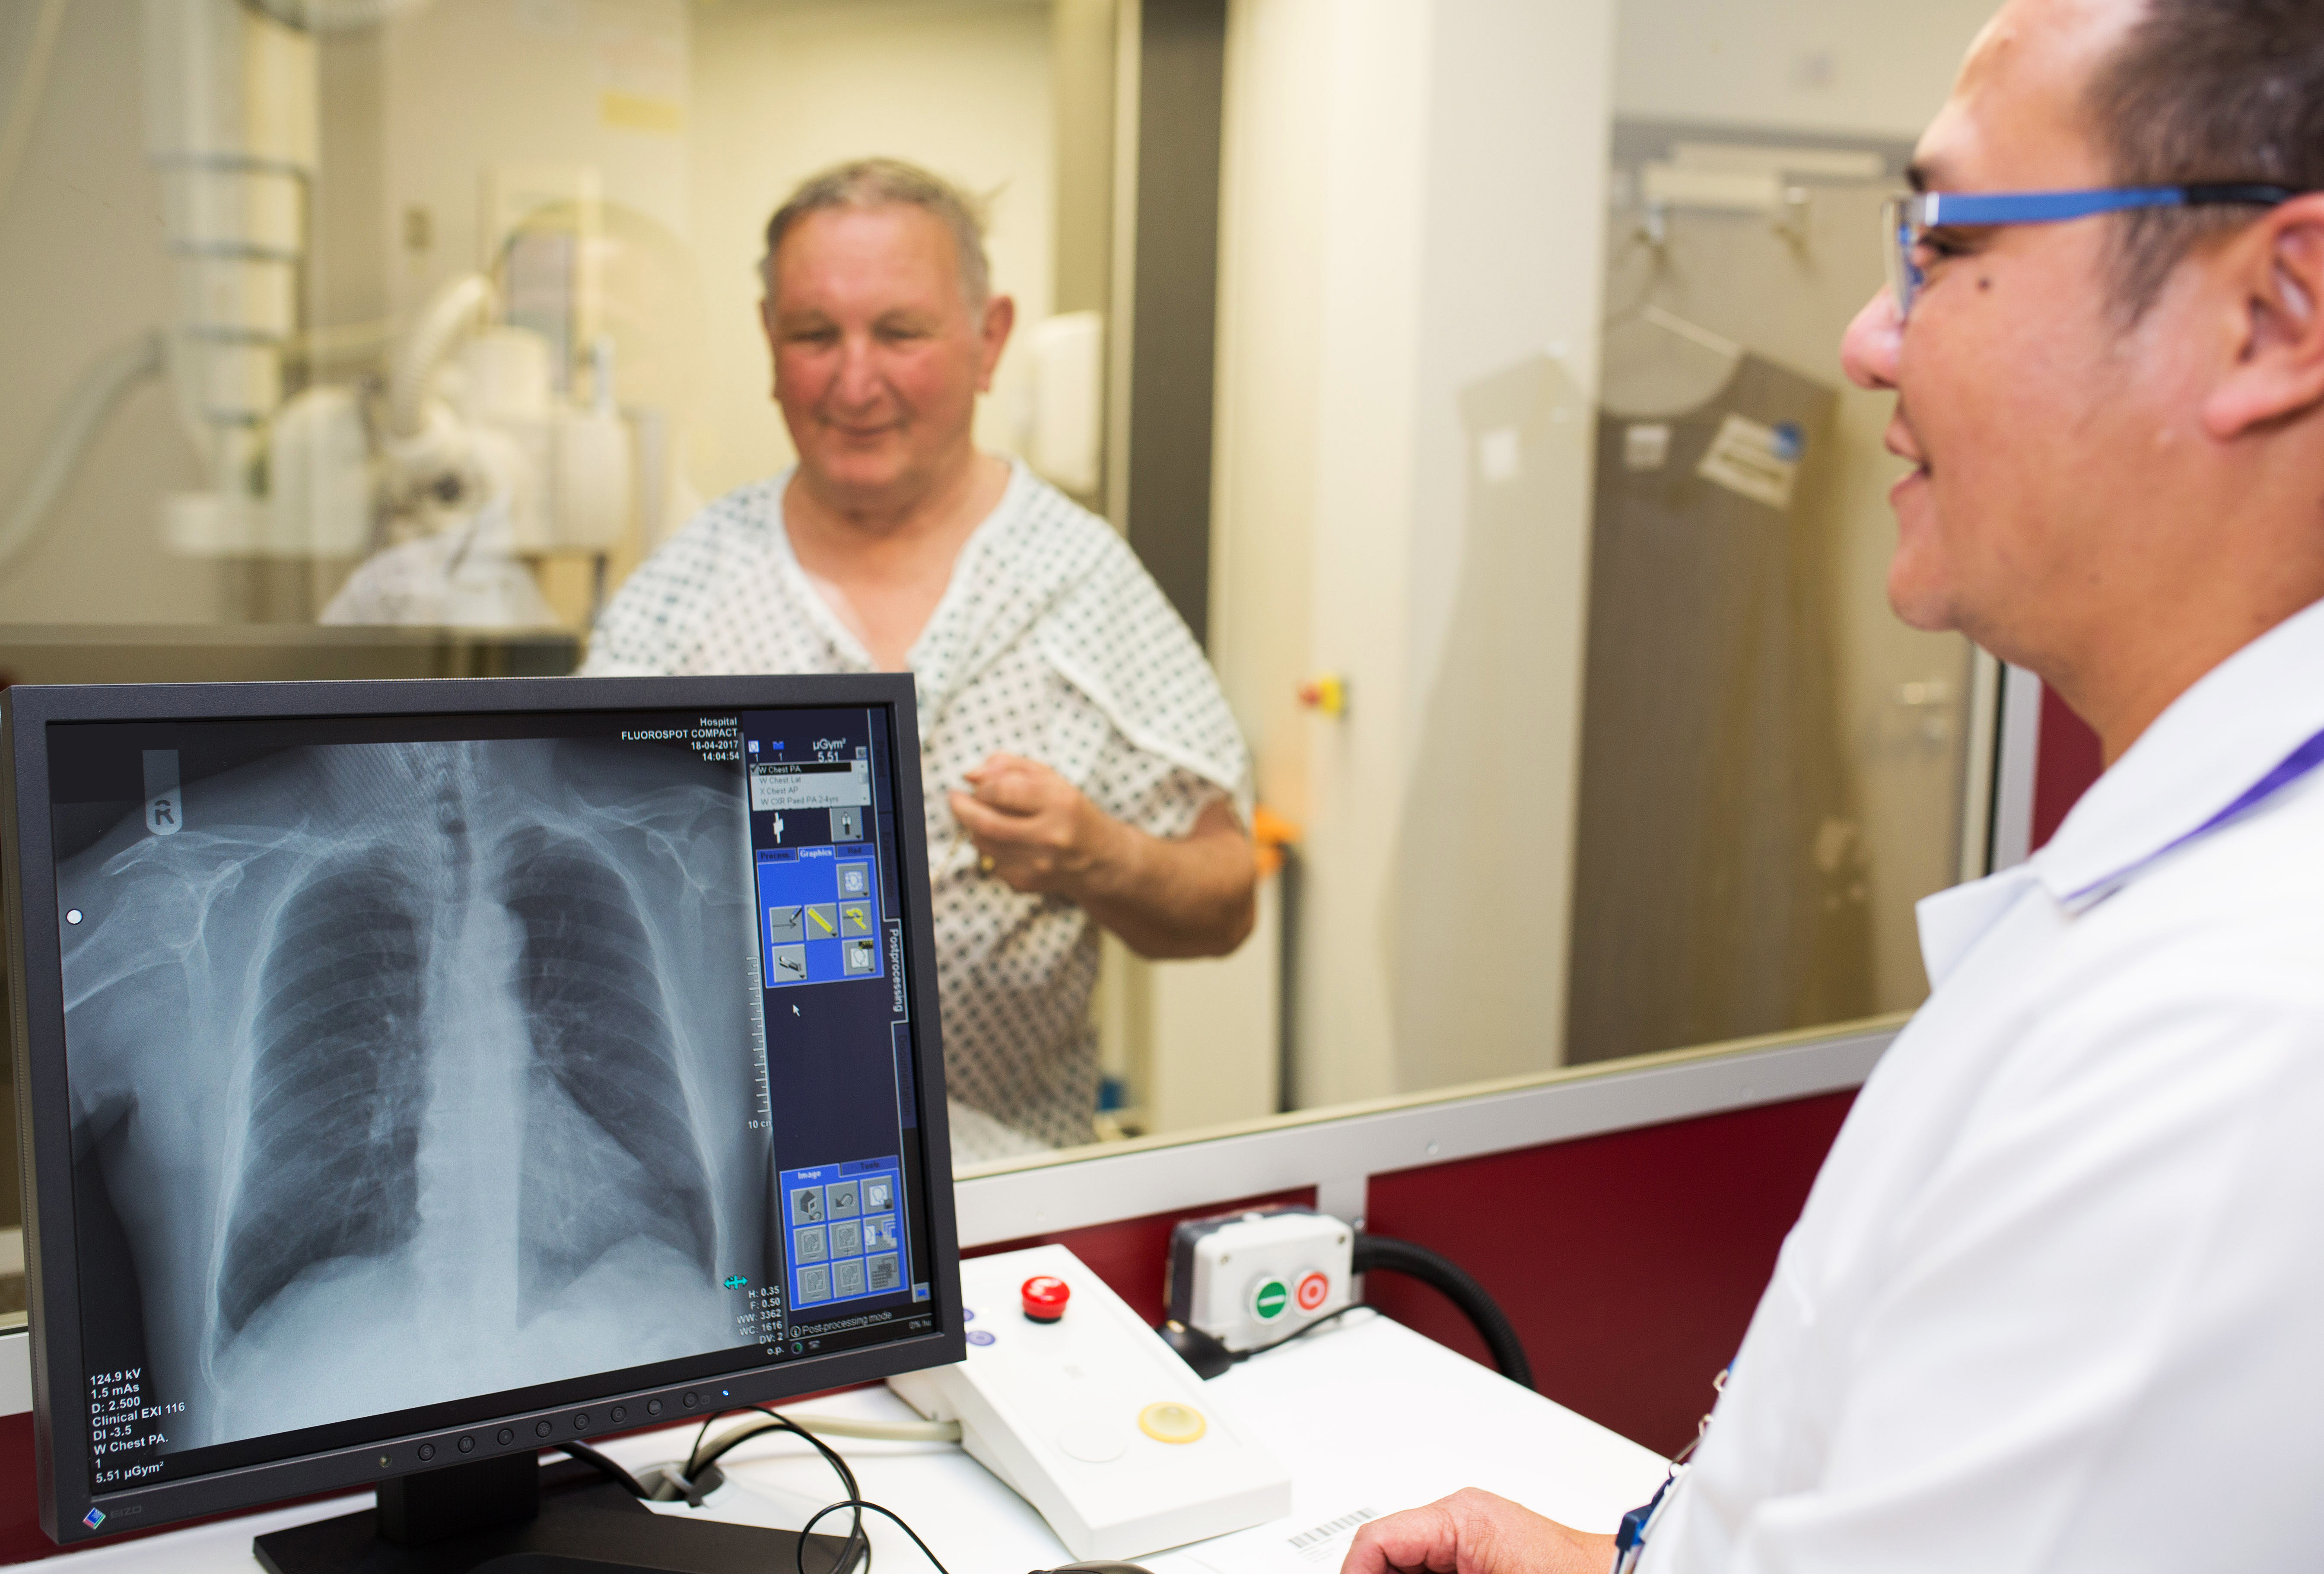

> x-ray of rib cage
[57,738,771,1451]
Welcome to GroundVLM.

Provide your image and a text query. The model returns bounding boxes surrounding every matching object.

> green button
[1253,1278,1290,1320]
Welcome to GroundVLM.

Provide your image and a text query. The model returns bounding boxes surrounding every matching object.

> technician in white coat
[1346,0,2324,1570]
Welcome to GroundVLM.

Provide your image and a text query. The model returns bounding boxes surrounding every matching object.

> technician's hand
[1341,1489,1616,1574]
[949,753,1126,900]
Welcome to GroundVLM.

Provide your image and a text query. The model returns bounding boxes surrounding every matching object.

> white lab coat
[1642,598,2324,1572]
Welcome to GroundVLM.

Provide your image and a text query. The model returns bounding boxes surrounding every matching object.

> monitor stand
[252,1453,858,1574]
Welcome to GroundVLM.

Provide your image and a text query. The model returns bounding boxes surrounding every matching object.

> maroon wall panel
[967,1187,1318,1323]
[1363,1092,1854,1457]
[1,1411,38,1564]
[2032,684,2105,850]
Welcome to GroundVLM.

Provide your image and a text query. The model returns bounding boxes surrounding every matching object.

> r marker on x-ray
[141,750,180,836]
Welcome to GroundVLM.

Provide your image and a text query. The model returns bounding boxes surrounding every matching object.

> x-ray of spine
[57,737,768,1451]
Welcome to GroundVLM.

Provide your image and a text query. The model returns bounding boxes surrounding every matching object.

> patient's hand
[948,752,1256,958]
[1341,1489,1617,1574]
[949,753,1117,894]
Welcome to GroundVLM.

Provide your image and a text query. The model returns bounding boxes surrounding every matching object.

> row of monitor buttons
[401,1390,716,1465]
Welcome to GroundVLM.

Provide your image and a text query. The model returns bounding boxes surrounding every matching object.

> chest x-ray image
[57,734,770,1453]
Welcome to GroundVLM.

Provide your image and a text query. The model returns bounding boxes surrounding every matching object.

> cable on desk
[677,1406,871,1574]
[1245,1300,1367,1356]
[777,1412,962,1444]
[801,1499,954,1574]
[1352,1233,1536,1391]
[550,1438,649,1501]
[1203,1301,1370,1372]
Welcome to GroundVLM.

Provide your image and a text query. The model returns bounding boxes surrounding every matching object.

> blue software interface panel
[739,710,932,1357]
[779,1156,921,1315]
[754,803,884,989]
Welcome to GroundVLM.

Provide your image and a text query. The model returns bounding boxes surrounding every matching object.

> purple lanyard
[2066,724,2324,904]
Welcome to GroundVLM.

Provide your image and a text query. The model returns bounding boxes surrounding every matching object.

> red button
[1295,1272,1329,1312]
[1022,1275,1071,1323]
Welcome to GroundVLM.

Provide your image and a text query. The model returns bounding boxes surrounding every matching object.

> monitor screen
[5,677,960,1539]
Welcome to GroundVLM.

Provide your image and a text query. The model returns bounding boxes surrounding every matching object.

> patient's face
[763,204,1003,507]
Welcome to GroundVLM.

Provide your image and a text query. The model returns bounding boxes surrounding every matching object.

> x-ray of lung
[57,736,767,1452]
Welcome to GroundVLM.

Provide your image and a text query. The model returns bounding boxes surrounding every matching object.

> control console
[887,1245,1292,1560]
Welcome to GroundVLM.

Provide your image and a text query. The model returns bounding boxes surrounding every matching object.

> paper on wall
[1478,426,1522,484]
[1695,412,1803,511]
[1623,423,1671,471]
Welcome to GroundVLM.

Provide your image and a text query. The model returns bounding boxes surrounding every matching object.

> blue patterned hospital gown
[583,461,1253,1161]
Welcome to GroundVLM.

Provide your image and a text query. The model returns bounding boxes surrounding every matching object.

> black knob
[682,1392,698,1409]
[457,1436,475,1454]
[573,1413,591,1431]
[534,1420,552,1438]
[496,1428,515,1447]
[610,1406,627,1424]
[647,1399,663,1417]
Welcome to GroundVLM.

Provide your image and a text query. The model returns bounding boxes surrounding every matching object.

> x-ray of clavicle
[57,738,767,1451]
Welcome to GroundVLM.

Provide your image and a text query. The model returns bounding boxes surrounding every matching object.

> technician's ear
[2204,195,2324,440]
[977,294,1017,392]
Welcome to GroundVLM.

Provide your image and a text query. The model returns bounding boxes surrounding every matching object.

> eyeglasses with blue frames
[1882,183,2308,320]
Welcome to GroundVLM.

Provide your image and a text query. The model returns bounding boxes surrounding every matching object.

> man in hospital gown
[585,160,1255,1162]
[1346,0,2324,1568]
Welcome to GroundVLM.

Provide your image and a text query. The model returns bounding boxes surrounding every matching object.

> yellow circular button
[1138,1402,1207,1444]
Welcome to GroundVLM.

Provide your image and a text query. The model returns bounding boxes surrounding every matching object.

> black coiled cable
[682,1407,870,1574]
[1353,1232,1536,1391]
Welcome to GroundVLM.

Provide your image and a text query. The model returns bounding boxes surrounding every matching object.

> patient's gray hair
[761,157,992,307]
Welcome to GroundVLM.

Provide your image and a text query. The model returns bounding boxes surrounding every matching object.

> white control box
[1167,1208,1354,1353]
[887,1244,1292,1561]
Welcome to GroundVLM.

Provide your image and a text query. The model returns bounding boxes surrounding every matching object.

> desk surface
[32,1314,1668,1574]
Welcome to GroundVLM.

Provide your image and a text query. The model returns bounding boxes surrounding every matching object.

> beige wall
[0,0,225,625]
[1380,0,1613,1094]
[378,0,693,326]
[1208,0,1329,857]
[1613,0,1999,138]
[1205,0,1617,1110]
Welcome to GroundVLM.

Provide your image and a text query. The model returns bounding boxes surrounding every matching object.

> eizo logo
[82,1509,105,1529]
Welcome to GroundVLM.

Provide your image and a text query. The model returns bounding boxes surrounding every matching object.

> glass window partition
[0,0,2006,1229]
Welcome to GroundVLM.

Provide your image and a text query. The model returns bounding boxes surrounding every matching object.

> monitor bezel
[2,674,965,1548]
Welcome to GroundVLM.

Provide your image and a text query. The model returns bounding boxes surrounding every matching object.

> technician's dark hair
[2089,0,2324,320]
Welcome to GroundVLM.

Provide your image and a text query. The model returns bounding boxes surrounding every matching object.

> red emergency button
[1296,1272,1329,1312]
[1022,1275,1071,1323]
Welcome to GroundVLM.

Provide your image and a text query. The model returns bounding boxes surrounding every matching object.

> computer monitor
[1,675,963,1570]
